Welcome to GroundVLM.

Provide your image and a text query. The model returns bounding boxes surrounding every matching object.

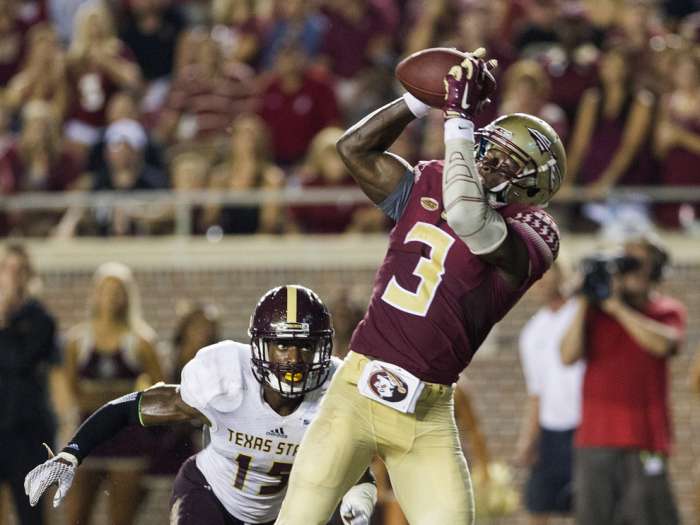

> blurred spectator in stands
[207,113,286,234]
[64,261,163,525]
[419,110,446,162]
[516,262,583,524]
[499,59,568,142]
[259,0,327,71]
[544,9,600,126]
[290,127,386,234]
[147,302,219,477]
[211,0,262,66]
[0,244,62,525]
[258,40,340,166]
[141,150,212,235]
[512,0,561,55]
[319,0,397,123]
[47,0,91,43]
[82,92,164,183]
[157,31,254,151]
[92,118,167,192]
[117,0,186,116]
[329,286,366,358]
[452,1,515,127]
[5,100,79,192]
[319,0,397,79]
[56,118,168,237]
[0,100,81,236]
[654,48,700,229]
[0,96,14,235]
[610,0,665,57]
[0,0,31,86]
[561,235,684,525]
[565,46,656,210]
[405,0,459,53]
[5,23,69,122]
[64,1,142,160]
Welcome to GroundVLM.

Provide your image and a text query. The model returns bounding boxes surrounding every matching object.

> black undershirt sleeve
[61,391,143,464]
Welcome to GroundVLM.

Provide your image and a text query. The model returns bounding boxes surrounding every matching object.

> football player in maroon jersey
[275,48,566,525]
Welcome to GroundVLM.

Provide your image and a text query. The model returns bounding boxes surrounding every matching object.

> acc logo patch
[368,368,408,402]
[420,197,439,211]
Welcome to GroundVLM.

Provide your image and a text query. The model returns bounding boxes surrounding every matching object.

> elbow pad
[443,119,507,254]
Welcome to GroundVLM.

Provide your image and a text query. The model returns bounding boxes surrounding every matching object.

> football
[395,47,468,108]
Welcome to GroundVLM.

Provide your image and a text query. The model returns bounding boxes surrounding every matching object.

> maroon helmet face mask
[249,285,333,398]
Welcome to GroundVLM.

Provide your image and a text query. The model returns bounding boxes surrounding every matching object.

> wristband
[444,118,475,142]
[402,92,431,118]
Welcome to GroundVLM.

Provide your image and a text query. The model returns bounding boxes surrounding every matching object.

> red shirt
[350,160,559,384]
[575,296,686,454]
[258,70,340,165]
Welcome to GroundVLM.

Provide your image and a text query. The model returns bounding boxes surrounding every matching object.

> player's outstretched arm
[441,51,531,287]
[24,384,208,509]
[337,95,425,204]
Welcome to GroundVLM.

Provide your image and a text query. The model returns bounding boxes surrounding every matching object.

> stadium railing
[0,185,698,235]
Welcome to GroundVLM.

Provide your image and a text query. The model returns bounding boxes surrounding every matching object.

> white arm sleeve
[442,118,507,255]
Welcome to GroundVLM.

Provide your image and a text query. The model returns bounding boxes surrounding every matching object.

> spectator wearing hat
[92,118,167,192]
[56,118,168,237]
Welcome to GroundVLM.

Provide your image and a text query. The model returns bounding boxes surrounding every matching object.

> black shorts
[525,427,575,514]
[170,456,274,525]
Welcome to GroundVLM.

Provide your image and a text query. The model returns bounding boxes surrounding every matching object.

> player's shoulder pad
[180,340,248,415]
[413,160,444,183]
[503,204,560,262]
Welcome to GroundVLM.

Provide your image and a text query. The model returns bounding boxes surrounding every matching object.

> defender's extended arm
[24,384,206,508]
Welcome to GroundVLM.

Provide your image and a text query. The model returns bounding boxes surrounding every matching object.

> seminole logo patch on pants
[357,360,425,413]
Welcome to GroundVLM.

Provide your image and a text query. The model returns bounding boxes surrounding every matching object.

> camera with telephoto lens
[580,254,642,303]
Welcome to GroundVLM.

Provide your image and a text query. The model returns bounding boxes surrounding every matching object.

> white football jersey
[180,340,339,524]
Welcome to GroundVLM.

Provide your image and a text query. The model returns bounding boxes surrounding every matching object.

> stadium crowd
[0,0,698,237]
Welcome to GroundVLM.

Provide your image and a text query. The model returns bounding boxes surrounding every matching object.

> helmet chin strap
[487,181,510,206]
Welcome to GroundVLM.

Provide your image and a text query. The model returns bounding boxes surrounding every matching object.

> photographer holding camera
[561,235,686,525]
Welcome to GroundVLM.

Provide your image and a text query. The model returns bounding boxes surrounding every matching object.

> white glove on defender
[340,482,377,525]
[24,445,78,508]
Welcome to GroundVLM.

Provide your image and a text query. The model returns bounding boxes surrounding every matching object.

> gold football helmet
[475,113,566,206]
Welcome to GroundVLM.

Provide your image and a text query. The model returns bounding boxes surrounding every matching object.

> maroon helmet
[249,285,333,398]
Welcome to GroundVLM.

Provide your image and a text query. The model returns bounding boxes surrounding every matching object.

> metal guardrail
[0,186,698,235]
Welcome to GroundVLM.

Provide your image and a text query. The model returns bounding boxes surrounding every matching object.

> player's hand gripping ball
[443,47,498,120]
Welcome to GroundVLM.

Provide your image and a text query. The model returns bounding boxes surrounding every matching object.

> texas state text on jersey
[350,160,560,385]
[180,341,340,523]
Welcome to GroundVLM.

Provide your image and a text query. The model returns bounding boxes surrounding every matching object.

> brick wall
[8,258,699,525]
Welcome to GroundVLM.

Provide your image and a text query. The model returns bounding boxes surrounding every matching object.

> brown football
[395,47,467,108]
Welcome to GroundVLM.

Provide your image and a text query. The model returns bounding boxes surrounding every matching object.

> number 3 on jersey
[382,222,455,316]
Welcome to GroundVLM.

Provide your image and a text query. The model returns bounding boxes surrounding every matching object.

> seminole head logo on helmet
[249,285,334,398]
[475,113,566,206]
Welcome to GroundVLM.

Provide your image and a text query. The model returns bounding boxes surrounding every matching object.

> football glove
[24,444,78,508]
[340,482,377,525]
[443,47,497,120]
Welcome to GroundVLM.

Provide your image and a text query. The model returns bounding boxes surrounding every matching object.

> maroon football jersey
[350,160,560,384]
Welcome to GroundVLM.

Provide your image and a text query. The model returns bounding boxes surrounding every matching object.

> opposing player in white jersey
[24,285,377,525]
